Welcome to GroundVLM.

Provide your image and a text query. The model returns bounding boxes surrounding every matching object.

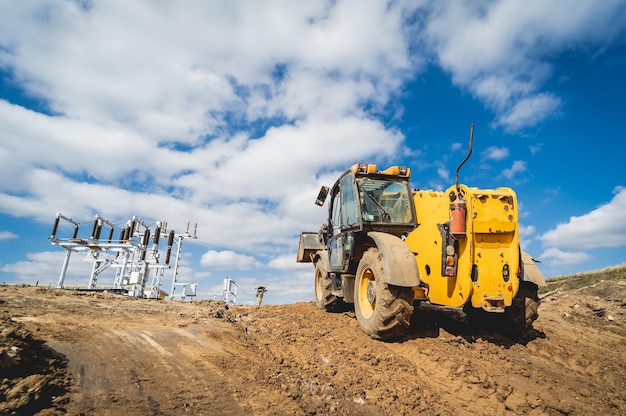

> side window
[331,192,341,236]
[340,173,359,227]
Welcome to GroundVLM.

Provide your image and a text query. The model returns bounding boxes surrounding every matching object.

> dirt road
[2,280,625,415]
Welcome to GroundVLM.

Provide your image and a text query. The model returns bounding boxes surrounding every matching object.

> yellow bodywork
[405,184,520,311]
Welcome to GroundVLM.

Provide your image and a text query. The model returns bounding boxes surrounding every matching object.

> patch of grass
[539,264,626,295]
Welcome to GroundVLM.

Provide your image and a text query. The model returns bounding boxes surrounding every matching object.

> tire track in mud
[49,323,249,415]
[13,291,248,415]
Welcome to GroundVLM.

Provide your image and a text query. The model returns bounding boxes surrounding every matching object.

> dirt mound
[0,306,70,415]
[1,281,625,415]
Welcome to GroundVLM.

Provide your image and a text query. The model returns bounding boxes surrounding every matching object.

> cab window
[340,173,359,228]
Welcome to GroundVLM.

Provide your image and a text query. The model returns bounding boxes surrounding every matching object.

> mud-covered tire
[314,260,340,311]
[354,248,413,340]
[506,281,540,331]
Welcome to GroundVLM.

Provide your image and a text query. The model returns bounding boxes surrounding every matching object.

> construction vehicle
[297,124,545,340]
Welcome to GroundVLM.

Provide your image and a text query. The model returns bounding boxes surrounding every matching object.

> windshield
[356,178,413,224]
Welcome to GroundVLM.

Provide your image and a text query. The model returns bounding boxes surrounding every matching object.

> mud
[1,281,625,415]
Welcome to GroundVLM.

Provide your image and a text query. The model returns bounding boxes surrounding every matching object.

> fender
[521,251,547,287]
[368,231,420,287]
[312,249,330,274]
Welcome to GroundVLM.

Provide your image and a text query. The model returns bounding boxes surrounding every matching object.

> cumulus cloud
[502,160,527,179]
[0,251,92,285]
[540,247,593,268]
[436,163,450,182]
[482,146,509,161]
[518,223,536,250]
[268,254,312,271]
[494,93,562,131]
[0,1,419,265]
[200,250,259,270]
[539,187,626,250]
[0,1,414,226]
[529,143,543,155]
[425,0,626,131]
[0,230,17,240]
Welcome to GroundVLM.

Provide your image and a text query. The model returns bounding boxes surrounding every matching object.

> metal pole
[170,236,184,298]
[88,258,99,289]
[115,251,130,288]
[57,250,72,288]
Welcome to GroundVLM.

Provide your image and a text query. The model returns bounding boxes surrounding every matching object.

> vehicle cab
[321,163,417,274]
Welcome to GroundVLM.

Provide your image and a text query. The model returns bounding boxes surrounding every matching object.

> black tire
[506,281,540,331]
[463,303,488,326]
[314,260,340,311]
[354,248,413,340]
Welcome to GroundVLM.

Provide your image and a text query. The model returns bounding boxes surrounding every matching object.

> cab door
[328,172,361,272]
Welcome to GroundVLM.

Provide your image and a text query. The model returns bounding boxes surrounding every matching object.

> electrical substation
[49,213,198,300]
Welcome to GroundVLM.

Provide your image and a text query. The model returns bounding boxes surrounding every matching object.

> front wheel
[315,260,340,311]
[354,248,413,340]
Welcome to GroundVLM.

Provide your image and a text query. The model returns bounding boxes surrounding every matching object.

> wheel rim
[315,269,323,302]
[358,267,375,319]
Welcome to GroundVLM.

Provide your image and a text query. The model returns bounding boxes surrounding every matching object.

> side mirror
[315,186,329,206]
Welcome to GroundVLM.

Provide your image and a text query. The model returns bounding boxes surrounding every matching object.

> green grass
[539,264,626,295]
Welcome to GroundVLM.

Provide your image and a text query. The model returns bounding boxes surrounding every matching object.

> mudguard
[368,231,420,287]
[313,249,331,273]
[521,251,547,287]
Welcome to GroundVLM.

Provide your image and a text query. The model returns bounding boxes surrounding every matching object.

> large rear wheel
[354,248,413,340]
[505,281,540,331]
[315,260,340,311]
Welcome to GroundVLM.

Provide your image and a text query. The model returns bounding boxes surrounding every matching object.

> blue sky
[1,1,625,305]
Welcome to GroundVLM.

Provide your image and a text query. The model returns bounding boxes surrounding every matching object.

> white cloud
[200,250,259,270]
[0,230,17,240]
[518,223,536,250]
[529,143,543,155]
[494,93,562,131]
[540,247,593,268]
[425,0,626,131]
[0,0,414,241]
[539,187,626,250]
[436,163,450,182]
[268,253,312,271]
[502,160,526,179]
[482,146,509,161]
[262,269,316,305]
[0,251,93,285]
[0,1,416,135]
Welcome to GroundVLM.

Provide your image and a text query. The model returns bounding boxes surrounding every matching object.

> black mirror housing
[315,186,329,206]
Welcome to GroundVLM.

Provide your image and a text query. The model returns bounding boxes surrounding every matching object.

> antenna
[455,123,474,191]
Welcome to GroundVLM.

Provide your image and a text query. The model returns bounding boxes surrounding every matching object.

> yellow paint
[405,184,520,309]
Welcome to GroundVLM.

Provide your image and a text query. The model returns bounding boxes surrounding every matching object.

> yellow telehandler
[297,125,545,339]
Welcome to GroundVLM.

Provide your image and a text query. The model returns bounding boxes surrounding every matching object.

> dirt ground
[1,280,625,416]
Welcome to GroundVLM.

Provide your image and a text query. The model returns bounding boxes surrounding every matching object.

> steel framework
[49,213,197,299]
